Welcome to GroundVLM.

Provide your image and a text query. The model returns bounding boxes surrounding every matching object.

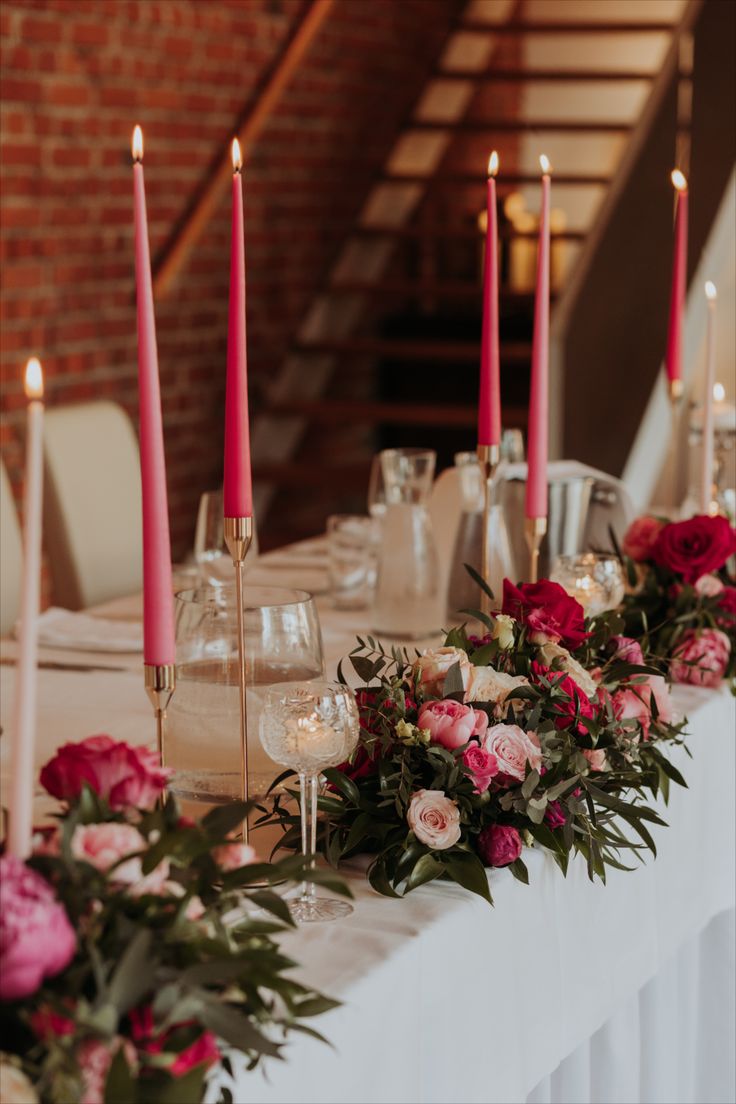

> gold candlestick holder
[524,516,547,584]
[224,515,253,843]
[477,443,500,617]
[144,663,176,768]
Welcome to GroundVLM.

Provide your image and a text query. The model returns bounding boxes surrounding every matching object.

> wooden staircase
[252,0,689,545]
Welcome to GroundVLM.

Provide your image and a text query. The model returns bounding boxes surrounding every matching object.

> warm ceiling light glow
[539,154,551,174]
[671,169,687,191]
[713,382,725,402]
[487,150,499,177]
[705,280,717,301]
[131,125,143,162]
[24,357,43,400]
[231,138,242,173]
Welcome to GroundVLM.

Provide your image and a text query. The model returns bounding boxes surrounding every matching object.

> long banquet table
[1,541,734,1104]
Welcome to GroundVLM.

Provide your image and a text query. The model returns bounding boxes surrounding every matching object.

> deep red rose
[334,744,379,785]
[502,578,590,648]
[530,662,596,736]
[477,824,522,867]
[130,1006,220,1077]
[716,586,736,628]
[651,515,736,585]
[39,734,170,811]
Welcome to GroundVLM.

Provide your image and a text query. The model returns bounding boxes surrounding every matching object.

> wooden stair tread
[411,118,634,133]
[436,67,657,82]
[382,171,611,186]
[263,397,527,429]
[293,337,531,363]
[353,224,586,242]
[459,19,676,34]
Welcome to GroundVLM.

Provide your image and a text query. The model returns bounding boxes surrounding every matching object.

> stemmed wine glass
[260,681,360,923]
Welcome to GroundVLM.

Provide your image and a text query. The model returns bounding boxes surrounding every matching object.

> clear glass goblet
[260,681,360,923]
[550,553,625,617]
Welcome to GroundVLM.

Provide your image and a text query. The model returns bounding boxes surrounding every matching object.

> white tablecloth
[1,543,734,1104]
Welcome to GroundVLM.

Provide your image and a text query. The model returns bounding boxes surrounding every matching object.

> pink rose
[212,841,258,871]
[670,628,731,688]
[71,823,169,895]
[40,734,170,811]
[582,748,608,772]
[623,515,665,562]
[0,856,76,1001]
[612,675,672,738]
[612,636,644,665]
[406,790,461,850]
[477,824,522,867]
[413,647,471,698]
[462,744,499,793]
[695,573,725,597]
[483,724,542,784]
[417,699,487,750]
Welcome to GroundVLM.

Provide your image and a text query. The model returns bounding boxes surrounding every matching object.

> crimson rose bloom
[716,586,736,629]
[130,1006,220,1076]
[651,515,736,585]
[502,578,589,648]
[477,824,522,867]
[40,734,170,811]
[530,662,596,736]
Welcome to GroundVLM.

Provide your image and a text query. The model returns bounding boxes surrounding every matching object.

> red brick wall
[1,0,461,573]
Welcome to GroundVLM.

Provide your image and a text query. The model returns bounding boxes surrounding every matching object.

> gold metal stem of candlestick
[668,378,684,404]
[224,516,253,843]
[524,517,547,584]
[477,444,501,617]
[144,663,176,767]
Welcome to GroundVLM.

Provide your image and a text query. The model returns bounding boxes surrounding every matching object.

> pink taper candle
[8,359,44,858]
[478,151,501,448]
[132,126,175,666]
[223,138,253,518]
[665,170,688,398]
[525,155,551,520]
[700,281,717,513]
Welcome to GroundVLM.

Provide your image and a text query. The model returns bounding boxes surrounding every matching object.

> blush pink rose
[613,675,672,738]
[623,515,665,562]
[406,790,461,850]
[212,841,258,871]
[612,636,644,665]
[670,628,731,688]
[417,699,487,750]
[413,647,471,698]
[582,748,608,772]
[70,823,169,895]
[0,856,76,1001]
[462,744,499,793]
[477,824,522,867]
[695,573,725,597]
[483,724,542,784]
[40,734,170,811]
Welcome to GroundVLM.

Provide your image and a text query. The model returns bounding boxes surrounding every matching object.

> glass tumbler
[550,553,625,617]
[327,514,378,610]
[260,681,360,923]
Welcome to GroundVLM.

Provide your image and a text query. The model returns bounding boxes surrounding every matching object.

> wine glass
[260,681,360,923]
[367,454,387,519]
[194,490,259,586]
[550,553,625,617]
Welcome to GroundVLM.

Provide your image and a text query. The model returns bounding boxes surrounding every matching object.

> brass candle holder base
[144,663,176,768]
[224,515,254,843]
[524,516,547,584]
[668,378,684,404]
[477,444,501,618]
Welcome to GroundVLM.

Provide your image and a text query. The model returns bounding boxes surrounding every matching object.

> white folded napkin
[27,607,143,653]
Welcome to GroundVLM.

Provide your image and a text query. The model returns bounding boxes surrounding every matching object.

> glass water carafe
[373,448,440,639]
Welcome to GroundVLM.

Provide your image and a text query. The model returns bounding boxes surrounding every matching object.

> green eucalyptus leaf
[440,849,493,904]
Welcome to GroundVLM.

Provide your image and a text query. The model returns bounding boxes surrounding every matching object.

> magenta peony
[622,515,664,562]
[670,628,731,688]
[40,734,170,811]
[477,824,522,867]
[501,578,589,648]
[0,856,76,1001]
[651,515,736,584]
[417,699,487,750]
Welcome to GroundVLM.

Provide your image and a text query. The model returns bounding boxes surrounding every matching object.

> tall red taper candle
[132,126,175,667]
[525,155,551,520]
[223,138,253,519]
[478,151,501,448]
[665,169,688,400]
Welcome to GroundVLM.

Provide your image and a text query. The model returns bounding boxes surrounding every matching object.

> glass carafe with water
[373,448,440,639]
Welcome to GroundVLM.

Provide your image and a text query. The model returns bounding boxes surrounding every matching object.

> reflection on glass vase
[373,448,441,639]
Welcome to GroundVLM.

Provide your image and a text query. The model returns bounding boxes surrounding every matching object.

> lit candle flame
[487,150,499,178]
[539,154,551,175]
[231,138,242,173]
[671,169,687,192]
[713,382,725,402]
[705,280,717,301]
[24,357,43,400]
[131,125,143,163]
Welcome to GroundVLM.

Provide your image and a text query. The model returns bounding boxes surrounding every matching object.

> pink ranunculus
[40,734,170,811]
[622,515,665,562]
[406,790,461,850]
[462,744,499,794]
[413,647,472,698]
[477,824,522,867]
[70,823,169,895]
[612,636,644,665]
[670,628,731,688]
[695,573,725,597]
[544,800,566,828]
[212,841,258,871]
[417,699,485,750]
[0,856,76,1001]
[582,748,608,772]
[652,514,736,584]
[501,578,589,648]
[483,724,542,785]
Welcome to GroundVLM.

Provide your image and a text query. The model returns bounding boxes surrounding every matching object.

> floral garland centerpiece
[619,513,736,689]
[0,736,346,1104]
[268,577,687,905]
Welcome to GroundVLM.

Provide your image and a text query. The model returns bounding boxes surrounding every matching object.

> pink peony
[406,790,461,850]
[70,823,169,895]
[501,578,589,648]
[462,744,499,793]
[483,724,542,784]
[670,628,731,688]
[477,824,522,867]
[0,857,76,1001]
[417,699,487,750]
[612,636,644,665]
[40,734,170,811]
[212,841,258,871]
[413,647,471,698]
[623,515,664,562]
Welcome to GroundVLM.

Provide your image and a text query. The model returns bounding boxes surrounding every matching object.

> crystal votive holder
[549,553,625,617]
